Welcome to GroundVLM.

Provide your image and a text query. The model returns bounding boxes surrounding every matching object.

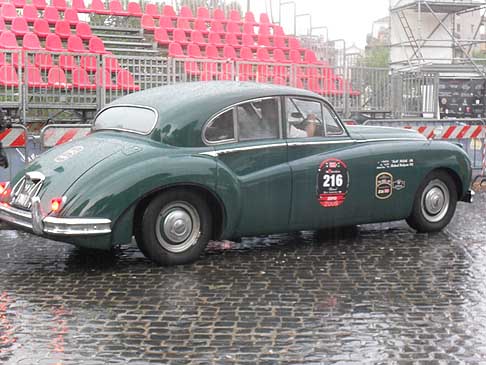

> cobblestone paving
[0,194,485,364]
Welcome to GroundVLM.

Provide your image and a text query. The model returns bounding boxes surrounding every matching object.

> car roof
[109,82,324,147]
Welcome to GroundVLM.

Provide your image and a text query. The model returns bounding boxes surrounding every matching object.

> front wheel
[406,171,458,233]
[137,190,212,266]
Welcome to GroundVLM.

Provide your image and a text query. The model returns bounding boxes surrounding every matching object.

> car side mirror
[291,112,304,119]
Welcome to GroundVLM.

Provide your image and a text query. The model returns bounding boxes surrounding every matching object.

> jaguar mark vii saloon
[0,82,474,265]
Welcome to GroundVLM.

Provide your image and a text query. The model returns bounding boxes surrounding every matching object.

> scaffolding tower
[390,0,486,74]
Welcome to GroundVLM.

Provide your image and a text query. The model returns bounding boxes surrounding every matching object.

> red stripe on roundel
[470,126,483,139]
[10,130,26,147]
[56,129,79,146]
[442,126,456,139]
[456,125,470,139]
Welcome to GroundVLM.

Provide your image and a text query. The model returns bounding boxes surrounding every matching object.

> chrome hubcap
[156,201,201,253]
[421,179,450,223]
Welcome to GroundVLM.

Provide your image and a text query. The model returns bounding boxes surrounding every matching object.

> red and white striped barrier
[404,125,485,140]
[40,124,92,149]
[0,125,27,148]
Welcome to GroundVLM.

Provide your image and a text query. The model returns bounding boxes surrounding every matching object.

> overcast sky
[236,0,390,48]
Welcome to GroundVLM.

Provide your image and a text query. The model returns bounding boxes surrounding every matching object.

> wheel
[406,171,457,233]
[137,190,212,266]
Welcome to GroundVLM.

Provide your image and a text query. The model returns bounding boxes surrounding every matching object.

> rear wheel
[136,190,212,266]
[406,171,457,233]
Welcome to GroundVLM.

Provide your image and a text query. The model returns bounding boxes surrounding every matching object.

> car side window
[322,104,345,136]
[237,98,280,141]
[287,98,324,138]
[205,109,235,143]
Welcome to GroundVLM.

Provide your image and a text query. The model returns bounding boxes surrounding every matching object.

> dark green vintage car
[0,82,474,265]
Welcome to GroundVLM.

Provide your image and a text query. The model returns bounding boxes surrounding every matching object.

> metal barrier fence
[364,118,486,172]
[0,50,22,109]
[40,124,92,150]
[0,124,28,182]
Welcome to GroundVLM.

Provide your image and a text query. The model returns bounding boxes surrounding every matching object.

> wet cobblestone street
[0,194,485,364]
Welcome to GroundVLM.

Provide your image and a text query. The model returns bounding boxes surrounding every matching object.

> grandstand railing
[0,50,22,109]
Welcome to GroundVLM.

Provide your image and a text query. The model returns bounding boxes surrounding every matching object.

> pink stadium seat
[0,31,20,49]
[117,69,140,90]
[51,0,67,11]
[0,64,19,86]
[67,34,87,52]
[154,27,170,46]
[45,33,64,51]
[0,54,5,67]
[176,17,191,31]
[22,5,39,23]
[141,14,156,32]
[196,7,210,20]
[22,32,42,50]
[76,22,93,40]
[308,77,323,94]
[89,36,110,54]
[226,21,240,34]
[274,25,285,37]
[304,50,319,64]
[190,30,205,47]
[273,48,290,64]
[223,45,237,60]
[25,66,47,87]
[0,17,5,32]
[208,32,223,47]
[173,29,188,45]
[72,67,96,89]
[109,0,128,16]
[144,3,159,18]
[229,10,241,23]
[288,37,303,50]
[243,23,255,35]
[260,13,270,24]
[274,36,288,50]
[55,20,71,39]
[289,49,303,64]
[95,69,118,90]
[1,3,17,22]
[13,0,26,8]
[33,0,46,10]
[273,76,286,85]
[159,16,174,32]
[162,5,176,19]
[58,54,77,70]
[244,11,256,24]
[210,20,224,34]
[212,8,225,22]
[184,59,200,77]
[34,53,53,69]
[44,6,60,25]
[256,47,271,62]
[72,0,89,13]
[104,57,120,72]
[205,44,220,60]
[187,43,202,58]
[219,62,233,80]
[127,2,142,17]
[257,35,272,48]
[11,17,29,37]
[241,34,255,48]
[238,46,253,61]
[33,19,50,38]
[179,6,193,19]
[224,33,239,48]
[168,42,185,58]
[47,66,71,88]
[79,55,98,72]
[90,0,110,15]
[64,9,79,25]
[259,24,271,36]
[194,18,208,34]
[295,77,304,89]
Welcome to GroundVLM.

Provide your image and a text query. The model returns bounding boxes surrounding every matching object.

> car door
[204,97,292,236]
[286,97,375,230]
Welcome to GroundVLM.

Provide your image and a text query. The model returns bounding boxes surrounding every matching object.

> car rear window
[93,106,157,134]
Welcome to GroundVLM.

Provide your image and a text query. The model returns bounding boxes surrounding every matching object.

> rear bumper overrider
[0,197,111,236]
[461,189,475,203]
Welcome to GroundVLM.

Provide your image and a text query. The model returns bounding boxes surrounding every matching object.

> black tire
[406,170,458,233]
[137,190,212,266]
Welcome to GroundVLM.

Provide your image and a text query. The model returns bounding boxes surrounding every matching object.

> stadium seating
[11,17,30,37]
[55,20,72,39]
[0,64,19,87]
[76,22,93,40]
[52,0,68,11]
[47,66,72,88]
[22,4,39,23]
[33,19,51,38]
[22,32,42,50]
[25,66,48,87]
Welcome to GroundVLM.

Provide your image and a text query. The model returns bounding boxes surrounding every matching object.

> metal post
[295,13,312,36]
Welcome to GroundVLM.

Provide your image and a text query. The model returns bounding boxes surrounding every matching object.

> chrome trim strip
[356,137,427,143]
[0,203,112,236]
[287,139,356,147]
[93,104,159,136]
[200,142,287,157]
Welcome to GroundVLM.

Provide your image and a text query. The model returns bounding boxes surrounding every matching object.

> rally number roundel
[317,158,349,208]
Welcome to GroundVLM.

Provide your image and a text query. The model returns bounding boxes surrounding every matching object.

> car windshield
[93,106,157,134]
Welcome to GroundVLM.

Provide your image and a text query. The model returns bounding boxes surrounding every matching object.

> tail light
[0,182,11,203]
[50,197,66,213]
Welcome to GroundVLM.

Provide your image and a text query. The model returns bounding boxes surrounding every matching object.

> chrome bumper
[0,198,111,236]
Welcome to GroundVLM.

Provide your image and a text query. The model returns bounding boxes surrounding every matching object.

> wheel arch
[133,183,226,241]
[427,167,464,200]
